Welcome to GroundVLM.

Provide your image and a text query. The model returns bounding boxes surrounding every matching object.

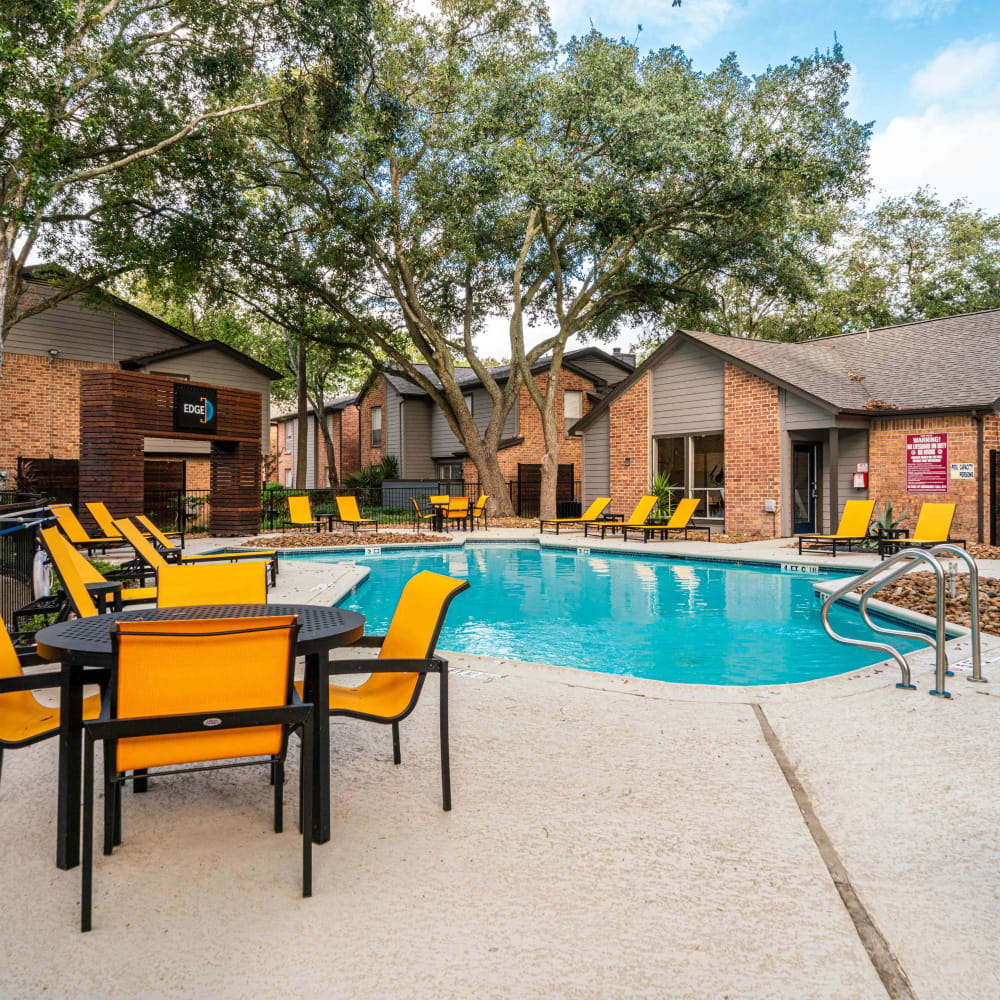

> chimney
[612,347,636,369]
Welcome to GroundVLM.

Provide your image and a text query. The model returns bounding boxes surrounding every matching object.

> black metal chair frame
[622,523,712,543]
[797,535,867,557]
[133,533,279,588]
[410,498,437,533]
[318,579,470,812]
[80,622,313,932]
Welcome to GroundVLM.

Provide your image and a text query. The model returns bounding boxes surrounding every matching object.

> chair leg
[392,722,401,765]
[103,750,115,856]
[0,746,4,791]
[439,667,451,812]
[300,723,313,898]
[133,768,148,793]
[274,759,284,834]
[82,736,95,932]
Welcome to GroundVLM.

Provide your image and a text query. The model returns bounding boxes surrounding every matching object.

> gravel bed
[241,531,448,548]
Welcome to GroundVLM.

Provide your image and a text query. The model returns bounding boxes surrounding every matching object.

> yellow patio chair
[86,503,184,548]
[113,517,278,587]
[429,494,449,505]
[797,499,876,557]
[471,495,489,530]
[297,570,469,810]
[49,504,121,555]
[80,615,312,931]
[622,497,710,543]
[585,495,658,540]
[880,502,964,558]
[410,497,436,531]
[539,497,611,534]
[156,560,268,608]
[39,526,156,615]
[335,494,378,532]
[0,612,102,793]
[442,496,470,530]
[287,494,323,533]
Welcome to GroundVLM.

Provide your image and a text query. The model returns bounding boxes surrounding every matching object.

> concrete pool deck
[3,529,998,997]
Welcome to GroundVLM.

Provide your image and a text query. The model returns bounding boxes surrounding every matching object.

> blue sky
[547,0,1000,212]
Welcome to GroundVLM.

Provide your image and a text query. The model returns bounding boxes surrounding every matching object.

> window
[564,390,583,433]
[464,392,474,416]
[284,468,292,487]
[284,422,293,454]
[655,433,725,520]
[371,406,382,447]
[438,462,464,481]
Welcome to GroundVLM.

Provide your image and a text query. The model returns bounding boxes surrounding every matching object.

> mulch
[856,570,1000,634]
[241,532,448,548]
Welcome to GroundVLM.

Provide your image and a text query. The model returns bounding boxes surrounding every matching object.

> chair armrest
[345,635,386,649]
[86,703,312,741]
[0,671,66,693]
[326,655,447,675]
[17,649,47,667]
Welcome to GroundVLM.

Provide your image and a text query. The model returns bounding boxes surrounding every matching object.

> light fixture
[624,457,630,467]
[48,348,60,357]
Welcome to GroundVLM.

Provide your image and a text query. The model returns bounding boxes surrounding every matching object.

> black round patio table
[36,603,365,871]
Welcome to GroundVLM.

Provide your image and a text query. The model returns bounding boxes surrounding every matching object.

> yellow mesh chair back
[912,502,955,542]
[666,497,701,529]
[446,497,469,516]
[39,527,99,618]
[112,616,296,771]
[625,495,658,527]
[136,515,179,551]
[112,517,169,570]
[156,561,268,608]
[336,495,364,522]
[85,502,122,540]
[473,495,488,516]
[0,614,54,744]
[835,499,876,538]
[429,495,449,505]
[357,571,469,714]
[578,498,611,521]
[287,495,314,526]
[49,505,93,544]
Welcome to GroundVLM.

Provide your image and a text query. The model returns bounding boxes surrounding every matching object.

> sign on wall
[173,384,218,434]
[905,433,948,493]
[950,462,975,480]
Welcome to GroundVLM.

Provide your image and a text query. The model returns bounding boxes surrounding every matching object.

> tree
[0,0,367,391]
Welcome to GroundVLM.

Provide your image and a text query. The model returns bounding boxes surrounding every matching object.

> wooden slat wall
[79,371,261,536]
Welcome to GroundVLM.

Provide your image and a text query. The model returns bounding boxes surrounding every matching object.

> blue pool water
[295,543,934,685]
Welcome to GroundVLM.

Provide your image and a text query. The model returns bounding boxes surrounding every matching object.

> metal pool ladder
[820,543,986,698]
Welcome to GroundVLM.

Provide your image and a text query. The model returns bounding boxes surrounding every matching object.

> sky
[476,0,1000,358]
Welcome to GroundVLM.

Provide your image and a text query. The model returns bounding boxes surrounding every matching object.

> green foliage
[649,472,679,518]
[343,455,398,491]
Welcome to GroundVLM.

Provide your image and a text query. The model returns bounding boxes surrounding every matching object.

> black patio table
[36,602,365,871]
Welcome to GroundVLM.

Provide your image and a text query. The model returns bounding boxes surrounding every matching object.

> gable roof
[270,394,358,422]
[573,310,1000,434]
[121,339,284,380]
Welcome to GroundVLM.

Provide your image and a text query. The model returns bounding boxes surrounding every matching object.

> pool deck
[3,529,999,997]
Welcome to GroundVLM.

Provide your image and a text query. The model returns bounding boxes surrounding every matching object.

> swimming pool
[296,543,933,685]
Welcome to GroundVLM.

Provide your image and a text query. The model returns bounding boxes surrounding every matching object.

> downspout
[976,411,985,544]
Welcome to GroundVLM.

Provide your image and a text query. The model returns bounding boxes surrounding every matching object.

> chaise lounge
[797,499,876,557]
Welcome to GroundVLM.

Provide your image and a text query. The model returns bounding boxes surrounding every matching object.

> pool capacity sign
[905,433,948,493]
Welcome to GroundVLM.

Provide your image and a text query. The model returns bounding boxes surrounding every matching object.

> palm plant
[650,472,679,520]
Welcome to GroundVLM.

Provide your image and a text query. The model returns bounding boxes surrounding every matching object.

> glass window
[464,393,474,416]
[692,433,725,519]
[284,423,292,452]
[564,390,583,430]
[371,406,382,447]
[656,436,686,489]
[284,468,292,487]
[438,462,464,481]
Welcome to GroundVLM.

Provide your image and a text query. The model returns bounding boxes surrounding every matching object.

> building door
[792,444,817,534]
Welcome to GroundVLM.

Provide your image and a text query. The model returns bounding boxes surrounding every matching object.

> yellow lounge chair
[113,517,279,586]
[86,502,184,548]
[39,526,156,615]
[296,570,469,810]
[49,504,121,554]
[797,499,876,557]
[622,497,710,543]
[879,502,964,557]
[539,497,611,534]
[584,495,658,540]
[471,495,489,530]
[156,560,268,608]
[80,615,311,931]
[0,612,101,793]
[334,495,378,532]
[287,495,324,533]
[135,514,187,552]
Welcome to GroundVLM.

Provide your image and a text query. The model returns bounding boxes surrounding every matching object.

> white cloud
[869,104,1000,212]
[911,38,1000,101]
[882,0,958,21]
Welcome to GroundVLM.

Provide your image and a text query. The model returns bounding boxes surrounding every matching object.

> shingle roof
[270,394,358,422]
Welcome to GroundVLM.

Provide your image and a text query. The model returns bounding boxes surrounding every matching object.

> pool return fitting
[820,543,985,698]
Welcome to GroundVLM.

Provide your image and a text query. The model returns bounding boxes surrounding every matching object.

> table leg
[56,660,83,870]
[303,652,330,844]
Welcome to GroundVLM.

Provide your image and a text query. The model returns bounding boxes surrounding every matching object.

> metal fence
[0,505,50,640]
[143,489,212,535]
[508,479,582,519]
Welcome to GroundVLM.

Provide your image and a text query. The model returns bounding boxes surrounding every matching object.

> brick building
[1,267,281,496]
[269,396,361,487]
[352,348,635,506]
[573,314,1000,543]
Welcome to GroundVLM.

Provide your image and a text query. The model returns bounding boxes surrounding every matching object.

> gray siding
[782,390,836,430]
[570,357,630,386]
[581,411,611,504]
[401,400,436,478]
[650,341,724,436]
[384,382,403,464]
[138,347,272,452]
[836,428,870,518]
[430,387,517,458]
[6,288,188,363]
[305,413,316,487]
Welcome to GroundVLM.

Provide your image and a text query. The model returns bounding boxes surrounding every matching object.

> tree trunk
[295,337,308,488]
[536,379,563,522]
[0,238,11,399]
[308,389,339,488]
[462,435,512,516]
